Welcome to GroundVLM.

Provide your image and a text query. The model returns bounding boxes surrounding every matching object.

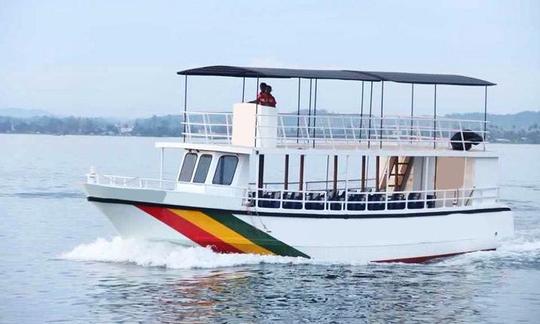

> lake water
[1,134,539,323]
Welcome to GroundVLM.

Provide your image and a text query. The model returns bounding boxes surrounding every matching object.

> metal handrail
[181,111,488,150]
[246,186,499,212]
[88,173,499,213]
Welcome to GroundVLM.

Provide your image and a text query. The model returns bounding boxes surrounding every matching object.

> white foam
[61,236,540,269]
[60,237,312,269]
[438,236,540,266]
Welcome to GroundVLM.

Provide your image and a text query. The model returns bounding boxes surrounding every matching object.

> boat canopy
[178,66,380,81]
[177,65,495,86]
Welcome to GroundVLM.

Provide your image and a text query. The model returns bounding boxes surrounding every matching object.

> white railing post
[327,117,334,148]
[396,116,401,149]
[159,147,164,182]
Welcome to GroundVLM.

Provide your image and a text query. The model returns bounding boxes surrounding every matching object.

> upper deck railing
[183,110,487,150]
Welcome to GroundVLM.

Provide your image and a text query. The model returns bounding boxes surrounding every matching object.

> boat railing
[89,174,178,190]
[183,112,233,143]
[182,111,487,150]
[87,173,499,213]
[244,186,499,212]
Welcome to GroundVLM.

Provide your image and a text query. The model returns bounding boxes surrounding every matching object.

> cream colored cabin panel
[232,103,257,147]
[232,103,277,147]
[435,157,466,190]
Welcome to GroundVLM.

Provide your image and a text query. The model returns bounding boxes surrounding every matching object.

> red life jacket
[257,92,277,107]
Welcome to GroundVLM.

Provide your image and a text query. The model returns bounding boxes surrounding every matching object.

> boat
[84,65,514,263]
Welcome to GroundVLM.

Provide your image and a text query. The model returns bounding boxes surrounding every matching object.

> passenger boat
[84,65,514,263]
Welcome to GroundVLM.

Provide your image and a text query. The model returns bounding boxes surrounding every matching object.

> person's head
[260,83,267,92]
[267,85,272,93]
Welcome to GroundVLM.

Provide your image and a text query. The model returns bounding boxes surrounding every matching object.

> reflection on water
[1,135,539,323]
[76,261,531,323]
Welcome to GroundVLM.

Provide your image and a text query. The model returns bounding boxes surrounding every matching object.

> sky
[0,0,539,117]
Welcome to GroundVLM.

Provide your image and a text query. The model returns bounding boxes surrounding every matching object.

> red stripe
[374,248,496,264]
[137,205,242,254]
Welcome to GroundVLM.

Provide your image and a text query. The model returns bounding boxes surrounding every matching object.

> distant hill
[0,108,51,118]
[1,110,540,143]
[445,111,540,130]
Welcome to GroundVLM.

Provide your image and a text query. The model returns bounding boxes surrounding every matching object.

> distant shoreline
[1,111,540,144]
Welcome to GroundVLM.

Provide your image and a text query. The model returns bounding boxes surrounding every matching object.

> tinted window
[179,153,197,182]
[212,155,238,185]
[193,154,212,183]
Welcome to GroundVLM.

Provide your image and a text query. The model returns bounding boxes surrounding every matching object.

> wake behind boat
[84,65,514,263]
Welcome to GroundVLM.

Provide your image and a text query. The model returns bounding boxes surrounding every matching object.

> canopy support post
[312,79,318,148]
[433,84,437,149]
[183,75,188,143]
[296,78,301,143]
[257,153,265,202]
[255,77,260,147]
[375,156,380,191]
[333,155,338,192]
[410,84,415,143]
[241,77,246,102]
[483,85,488,151]
[284,154,289,190]
[345,155,349,202]
[368,81,373,148]
[308,79,313,139]
[360,81,365,142]
[380,81,384,149]
[299,155,305,191]
[325,155,329,192]
[361,155,366,192]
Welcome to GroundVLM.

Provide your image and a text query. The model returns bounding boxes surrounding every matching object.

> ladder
[379,156,414,191]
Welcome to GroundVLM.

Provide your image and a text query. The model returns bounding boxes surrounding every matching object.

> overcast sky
[1,0,539,117]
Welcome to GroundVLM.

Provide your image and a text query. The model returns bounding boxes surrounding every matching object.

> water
[1,134,539,323]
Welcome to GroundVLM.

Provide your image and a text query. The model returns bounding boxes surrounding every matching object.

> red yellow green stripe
[169,209,274,255]
[136,204,309,258]
[138,205,242,253]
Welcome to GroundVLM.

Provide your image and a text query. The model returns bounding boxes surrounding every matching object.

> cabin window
[193,154,213,183]
[179,153,197,182]
[212,155,238,185]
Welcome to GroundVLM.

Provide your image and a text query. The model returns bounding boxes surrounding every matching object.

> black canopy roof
[353,71,495,86]
[177,65,495,86]
[178,65,380,81]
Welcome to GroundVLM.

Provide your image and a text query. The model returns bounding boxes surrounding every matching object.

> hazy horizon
[1,1,539,117]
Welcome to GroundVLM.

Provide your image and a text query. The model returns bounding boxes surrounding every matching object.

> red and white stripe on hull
[375,248,496,263]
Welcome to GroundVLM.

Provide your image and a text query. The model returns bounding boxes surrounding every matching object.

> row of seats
[255,190,437,211]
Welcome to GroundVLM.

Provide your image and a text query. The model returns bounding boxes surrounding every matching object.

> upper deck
[181,103,487,153]
[177,65,494,154]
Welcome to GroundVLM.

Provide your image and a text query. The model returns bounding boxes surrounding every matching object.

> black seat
[347,193,366,211]
[328,190,344,211]
[306,193,324,210]
[388,193,406,210]
[426,194,436,208]
[368,193,385,210]
[271,191,281,208]
[284,192,302,209]
[407,192,424,209]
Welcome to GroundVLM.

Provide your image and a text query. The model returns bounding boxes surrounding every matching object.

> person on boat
[252,83,276,107]
[265,85,277,107]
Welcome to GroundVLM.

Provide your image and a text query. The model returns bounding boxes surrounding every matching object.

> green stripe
[203,209,309,258]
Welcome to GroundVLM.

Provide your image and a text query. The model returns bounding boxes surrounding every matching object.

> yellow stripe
[169,209,274,255]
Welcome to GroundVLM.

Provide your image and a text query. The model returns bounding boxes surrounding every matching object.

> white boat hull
[86,184,514,263]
